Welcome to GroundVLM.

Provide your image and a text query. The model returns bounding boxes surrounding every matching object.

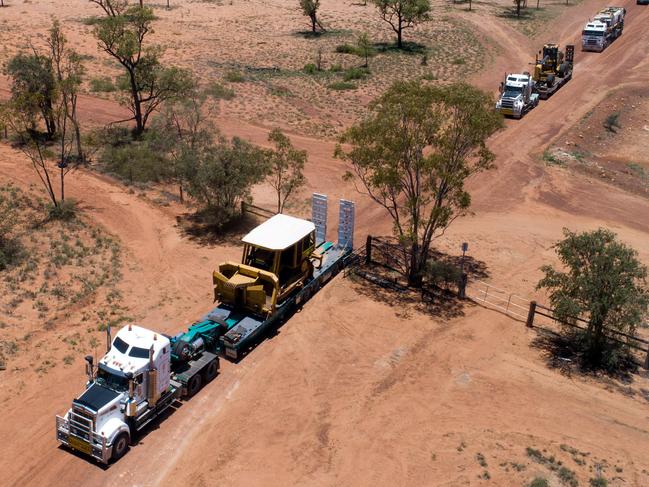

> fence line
[465,280,529,321]
[241,201,276,219]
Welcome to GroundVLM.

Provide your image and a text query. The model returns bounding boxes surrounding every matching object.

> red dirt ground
[1,0,649,486]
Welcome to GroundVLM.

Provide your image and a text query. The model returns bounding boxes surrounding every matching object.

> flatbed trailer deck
[197,242,350,361]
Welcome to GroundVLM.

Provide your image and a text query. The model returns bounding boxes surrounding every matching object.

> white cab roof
[242,214,315,251]
[101,324,169,374]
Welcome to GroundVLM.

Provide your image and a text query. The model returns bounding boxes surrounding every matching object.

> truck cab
[56,325,176,463]
[496,73,538,119]
[213,214,317,316]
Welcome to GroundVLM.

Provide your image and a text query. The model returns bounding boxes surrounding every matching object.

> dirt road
[1,0,648,485]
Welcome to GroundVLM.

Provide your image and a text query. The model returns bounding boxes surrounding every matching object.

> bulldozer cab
[541,44,559,63]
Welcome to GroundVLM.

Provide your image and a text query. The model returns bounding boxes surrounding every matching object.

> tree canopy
[371,0,431,48]
[5,52,58,138]
[299,0,323,33]
[183,137,269,226]
[337,81,502,286]
[92,3,193,135]
[264,129,307,213]
[538,228,649,367]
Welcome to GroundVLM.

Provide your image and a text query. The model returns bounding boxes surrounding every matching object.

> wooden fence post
[365,235,372,265]
[644,347,649,370]
[458,273,467,299]
[526,301,537,328]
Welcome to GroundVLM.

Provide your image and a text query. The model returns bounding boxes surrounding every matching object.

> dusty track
[1,0,649,485]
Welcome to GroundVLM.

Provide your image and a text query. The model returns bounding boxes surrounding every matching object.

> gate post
[365,235,372,265]
[526,301,537,328]
[458,273,467,299]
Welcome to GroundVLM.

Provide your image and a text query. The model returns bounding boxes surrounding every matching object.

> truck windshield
[113,336,129,354]
[583,30,603,36]
[503,86,523,98]
[129,346,150,358]
[95,365,129,392]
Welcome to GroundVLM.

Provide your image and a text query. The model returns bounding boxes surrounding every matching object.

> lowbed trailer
[55,194,355,464]
[215,241,350,360]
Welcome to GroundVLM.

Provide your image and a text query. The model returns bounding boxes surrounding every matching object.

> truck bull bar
[56,413,111,464]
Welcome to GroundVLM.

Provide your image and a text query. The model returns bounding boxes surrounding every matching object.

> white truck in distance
[495,73,539,119]
[581,7,626,52]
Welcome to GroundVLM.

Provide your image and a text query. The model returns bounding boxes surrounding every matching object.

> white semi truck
[55,324,219,463]
[581,7,626,52]
[495,73,539,119]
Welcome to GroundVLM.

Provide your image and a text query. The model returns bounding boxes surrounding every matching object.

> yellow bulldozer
[212,213,319,317]
[532,43,574,99]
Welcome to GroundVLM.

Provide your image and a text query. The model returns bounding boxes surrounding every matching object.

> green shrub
[224,71,245,83]
[205,81,235,100]
[343,66,370,81]
[100,140,168,183]
[329,63,343,72]
[89,77,116,93]
[80,16,102,26]
[603,112,621,133]
[327,81,356,91]
[335,43,358,55]
[47,199,78,221]
[589,478,607,487]
[529,478,549,487]
[425,260,461,289]
[558,466,578,487]
[452,57,466,65]
[303,63,318,74]
[627,162,647,178]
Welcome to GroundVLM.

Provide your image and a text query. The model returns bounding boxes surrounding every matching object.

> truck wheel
[203,359,219,383]
[187,374,202,397]
[111,433,130,461]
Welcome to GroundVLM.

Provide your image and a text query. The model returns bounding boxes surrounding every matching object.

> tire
[111,432,130,461]
[203,358,219,383]
[187,373,202,397]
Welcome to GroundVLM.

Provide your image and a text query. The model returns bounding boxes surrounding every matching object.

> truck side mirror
[85,355,94,382]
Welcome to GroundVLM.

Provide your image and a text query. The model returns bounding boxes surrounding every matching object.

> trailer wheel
[187,374,202,397]
[203,359,219,383]
[111,433,130,461]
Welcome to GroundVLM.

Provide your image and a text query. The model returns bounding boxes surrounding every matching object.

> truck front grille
[500,98,515,109]
[69,407,96,442]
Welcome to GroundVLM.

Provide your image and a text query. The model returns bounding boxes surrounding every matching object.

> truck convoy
[496,44,573,118]
[56,194,355,464]
[581,7,626,52]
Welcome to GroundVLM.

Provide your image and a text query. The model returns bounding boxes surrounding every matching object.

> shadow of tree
[175,209,259,246]
[496,7,537,19]
[530,329,639,381]
[428,249,490,281]
[373,41,428,55]
[348,269,475,321]
[347,245,489,321]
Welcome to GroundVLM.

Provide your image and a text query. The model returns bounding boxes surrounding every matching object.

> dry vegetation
[0,184,124,374]
[0,0,491,139]
[545,88,649,197]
